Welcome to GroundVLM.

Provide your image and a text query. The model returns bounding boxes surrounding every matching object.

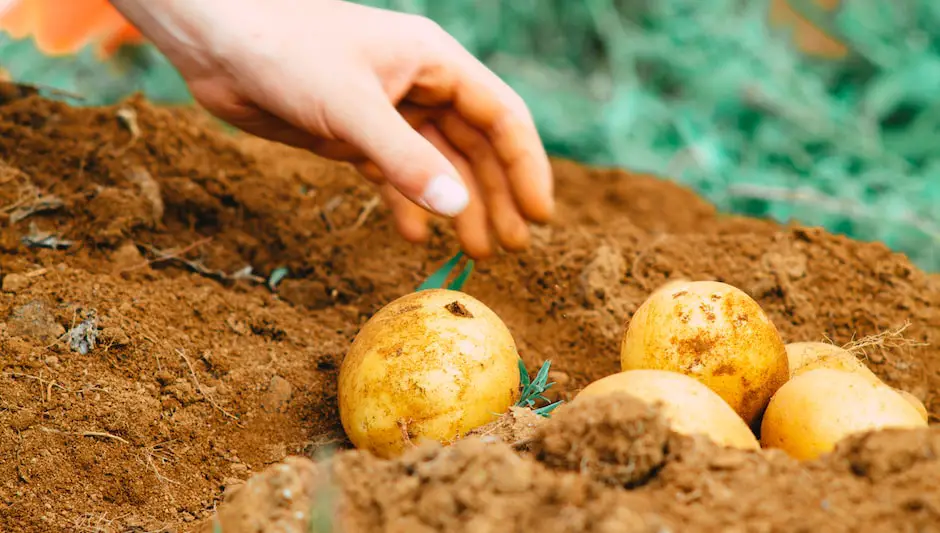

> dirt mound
[207,437,664,533]
[1,86,939,532]
[640,426,940,531]
[528,393,670,488]
[203,395,940,533]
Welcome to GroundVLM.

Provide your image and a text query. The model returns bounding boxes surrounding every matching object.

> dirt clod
[1,92,939,533]
[465,406,546,445]
[2,273,31,292]
[262,375,294,413]
[334,439,661,533]
[7,299,64,342]
[530,393,670,488]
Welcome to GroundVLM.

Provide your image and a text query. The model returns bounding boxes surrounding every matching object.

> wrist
[108,0,229,75]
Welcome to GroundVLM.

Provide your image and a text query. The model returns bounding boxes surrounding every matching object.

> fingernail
[420,174,469,217]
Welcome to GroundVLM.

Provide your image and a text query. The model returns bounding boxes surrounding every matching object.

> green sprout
[515,359,563,417]
[267,266,289,291]
[416,251,474,292]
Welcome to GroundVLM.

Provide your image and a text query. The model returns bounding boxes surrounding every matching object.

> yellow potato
[621,280,789,428]
[760,368,927,460]
[338,288,521,459]
[576,369,760,450]
[894,388,929,423]
[785,341,847,372]
[785,341,879,383]
[785,343,927,422]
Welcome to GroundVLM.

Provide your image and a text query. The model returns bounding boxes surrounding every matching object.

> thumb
[330,87,470,218]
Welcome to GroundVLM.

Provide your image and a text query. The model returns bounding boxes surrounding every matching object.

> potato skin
[894,388,929,423]
[620,281,789,429]
[760,368,927,460]
[576,369,760,450]
[338,289,521,459]
[785,341,879,383]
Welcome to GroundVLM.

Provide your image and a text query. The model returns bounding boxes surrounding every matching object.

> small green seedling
[416,251,474,292]
[516,359,563,417]
[267,266,290,291]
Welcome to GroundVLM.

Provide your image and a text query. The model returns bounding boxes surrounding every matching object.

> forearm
[109,0,337,76]
[108,0,214,71]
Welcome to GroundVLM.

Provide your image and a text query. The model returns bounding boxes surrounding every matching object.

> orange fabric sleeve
[0,0,143,57]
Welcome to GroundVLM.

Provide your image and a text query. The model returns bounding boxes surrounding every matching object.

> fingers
[354,160,384,184]
[411,37,554,224]
[327,82,471,219]
[310,103,437,166]
[377,181,430,244]
[436,111,530,252]
[418,123,493,259]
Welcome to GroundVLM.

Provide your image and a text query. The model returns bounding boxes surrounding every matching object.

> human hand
[109,0,554,259]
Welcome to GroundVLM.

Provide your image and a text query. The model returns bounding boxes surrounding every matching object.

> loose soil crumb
[1,87,939,532]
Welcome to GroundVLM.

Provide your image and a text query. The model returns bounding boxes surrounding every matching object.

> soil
[1,85,939,533]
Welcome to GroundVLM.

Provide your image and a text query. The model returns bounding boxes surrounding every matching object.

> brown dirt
[1,85,939,532]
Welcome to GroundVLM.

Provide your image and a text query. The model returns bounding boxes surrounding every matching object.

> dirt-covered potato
[785,341,879,382]
[575,369,760,450]
[338,289,521,459]
[620,280,789,428]
[760,368,927,460]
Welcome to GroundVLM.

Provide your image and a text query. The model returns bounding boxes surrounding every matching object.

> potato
[338,288,521,459]
[760,368,927,460]
[894,388,929,423]
[785,342,927,422]
[576,369,760,450]
[785,341,879,383]
[621,280,789,428]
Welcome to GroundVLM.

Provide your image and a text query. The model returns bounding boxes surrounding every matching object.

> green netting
[1,0,938,271]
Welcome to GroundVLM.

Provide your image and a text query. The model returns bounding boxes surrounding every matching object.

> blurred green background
[1,0,938,272]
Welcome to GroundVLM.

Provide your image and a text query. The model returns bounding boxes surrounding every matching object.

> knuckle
[408,14,445,39]
[460,130,492,162]
[406,15,460,52]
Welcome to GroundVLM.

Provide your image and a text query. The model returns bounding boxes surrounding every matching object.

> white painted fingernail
[420,174,469,217]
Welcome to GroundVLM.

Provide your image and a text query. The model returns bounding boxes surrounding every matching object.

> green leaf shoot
[515,359,563,417]
[267,266,289,291]
[416,251,474,292]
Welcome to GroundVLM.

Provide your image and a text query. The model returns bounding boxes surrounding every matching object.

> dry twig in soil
[119,237,212,274]
[37,426,129,445]
[347,195,380,231]
[21,222,74,249]
[177,349,242,425]
[139,441,182,494]
[113,106,141,156]
[136,240,265,284]
[6,372,67,402]
[0,166,64,223]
